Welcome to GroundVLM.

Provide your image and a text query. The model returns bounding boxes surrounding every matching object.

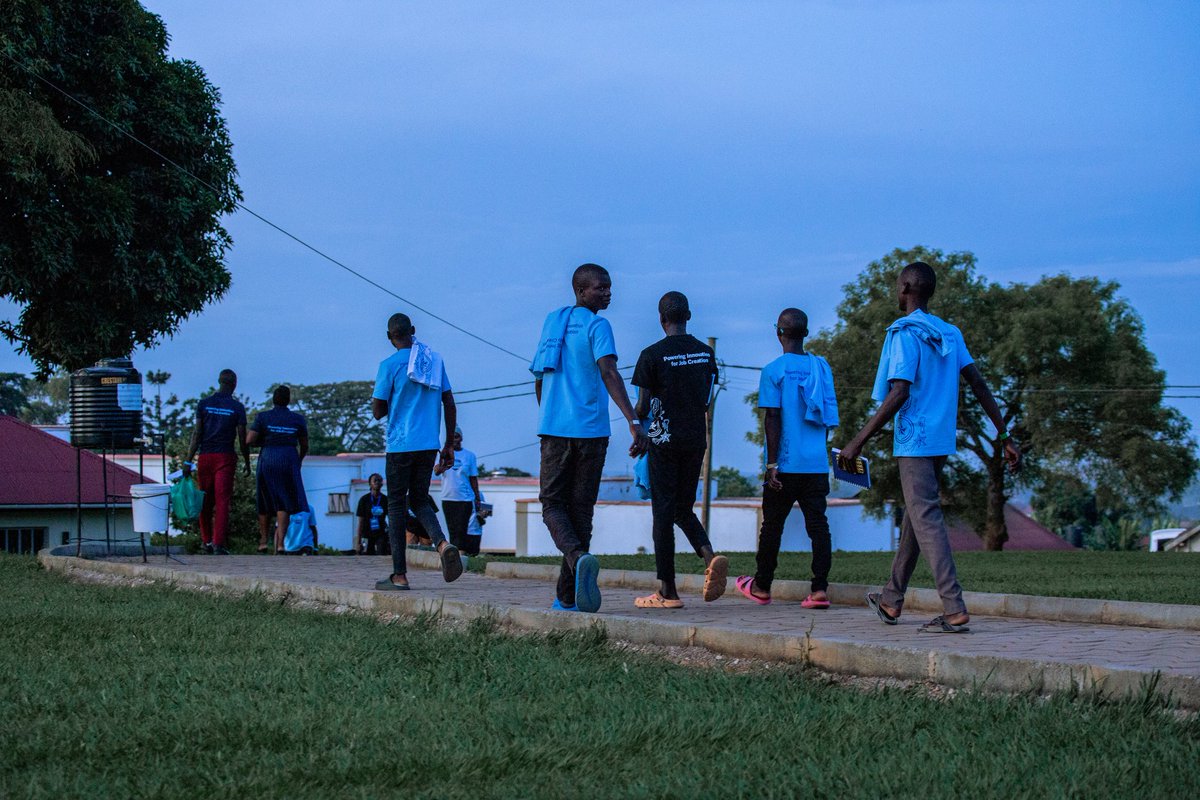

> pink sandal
[801,594,830,610]
[735,575,771,606]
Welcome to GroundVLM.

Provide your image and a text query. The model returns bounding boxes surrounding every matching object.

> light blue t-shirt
[758,353,836,474]
[879,310,974,457]
[535,307,617,438]
[440,447,479,501]
[372,349,452,453]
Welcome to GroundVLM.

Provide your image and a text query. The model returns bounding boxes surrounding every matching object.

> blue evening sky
[3,1,1198,475]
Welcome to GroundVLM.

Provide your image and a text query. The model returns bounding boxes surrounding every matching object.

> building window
[1,527,46,555]
[327,493,351,514]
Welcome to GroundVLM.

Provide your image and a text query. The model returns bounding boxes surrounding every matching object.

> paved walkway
[50,553,1200,706]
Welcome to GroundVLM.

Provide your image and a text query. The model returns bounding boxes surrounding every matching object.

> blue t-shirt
[441,447,479,501]
[878,310,974,457]
[196,392,247,454]
[373,349,452,453]
[535,307,618,439]
[758,353,835,474]
[251,406,307,448]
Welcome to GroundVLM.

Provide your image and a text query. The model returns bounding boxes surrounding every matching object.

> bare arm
[437,391,457,474]
[371,398,388,420]
[598,355,648,457]
[634,388,651,420]
[962,364,1021,471]
[836,380,911,469]
[356,511,367,554]
[763,408,783,490]
[535,378,542,405]
[183,412,203,476]
[245,428,259,447]
[237,424,250,474]
[469,475,482,509]
[298,430,309,462]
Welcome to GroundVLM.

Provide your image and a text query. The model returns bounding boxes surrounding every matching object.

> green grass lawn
[2,555,1198,799]
[473,551,1200,606]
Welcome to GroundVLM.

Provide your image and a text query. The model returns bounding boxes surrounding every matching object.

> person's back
[635,333,716,450]
[759,352,834,474]
[884,309,971,456]
[185,370,250,555]
[254,405,306,448]
[537,305,614,439]
[196,391,246,454]
[377,348,446,453]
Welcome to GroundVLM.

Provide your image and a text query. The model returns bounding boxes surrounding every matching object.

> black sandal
[866,592,899,625]
[918,615,970,634]
[439,543,463,583]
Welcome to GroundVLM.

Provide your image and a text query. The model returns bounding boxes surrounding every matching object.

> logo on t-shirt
[647,397,671,445]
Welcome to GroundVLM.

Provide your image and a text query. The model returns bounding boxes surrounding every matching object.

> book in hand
[831,448,871,489]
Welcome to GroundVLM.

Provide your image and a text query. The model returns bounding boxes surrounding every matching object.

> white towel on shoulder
[407,339,446,390]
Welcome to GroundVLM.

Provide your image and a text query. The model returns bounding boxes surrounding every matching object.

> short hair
[658,291,690,324]
[272,385,291,406]
[218,369,236,387]
[368,472,382,483]
[900,261,937,300]
[572,263,610,292]
[387,312,414,338]
[777,308,808,339]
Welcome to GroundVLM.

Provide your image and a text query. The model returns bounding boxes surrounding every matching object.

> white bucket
[130,483,171,533]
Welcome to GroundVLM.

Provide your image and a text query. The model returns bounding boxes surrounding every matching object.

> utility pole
[701,336,717,533]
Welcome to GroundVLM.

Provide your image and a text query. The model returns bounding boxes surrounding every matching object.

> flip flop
[634,593,684,609]
[703,555,729,602]
[801,594,830,610]
[256,545,268,554]
[735,575,770,605]
[574,553,601,613]
[866,592,898,625]
[439,543,464,583]
[918,615,971,634]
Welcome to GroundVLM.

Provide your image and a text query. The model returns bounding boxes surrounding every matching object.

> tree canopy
[0,0,241,378]
[750,245,1198,549]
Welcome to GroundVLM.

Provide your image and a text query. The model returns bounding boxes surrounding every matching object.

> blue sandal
[574,553,601,613]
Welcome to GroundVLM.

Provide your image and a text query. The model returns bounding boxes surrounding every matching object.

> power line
[455,365,635,396]
[1,50,530,363]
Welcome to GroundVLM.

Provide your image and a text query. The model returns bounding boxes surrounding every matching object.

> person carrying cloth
[838,261,1020,633]
[439,426,484,555]
[532,263,648,613]
[736,308,838,609]
[371,312,462,590]
[631,291,727,609]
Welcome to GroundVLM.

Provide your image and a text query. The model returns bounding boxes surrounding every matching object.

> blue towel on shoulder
[530,306,574,376]
[871,311,954,402]
[801,354,839,428]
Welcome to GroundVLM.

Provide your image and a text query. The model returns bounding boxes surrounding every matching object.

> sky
[3,1,1198,476]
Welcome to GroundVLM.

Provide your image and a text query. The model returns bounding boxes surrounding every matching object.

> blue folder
[831,448,871,489]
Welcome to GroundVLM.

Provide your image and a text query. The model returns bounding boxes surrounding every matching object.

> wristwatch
[765,463,778,470]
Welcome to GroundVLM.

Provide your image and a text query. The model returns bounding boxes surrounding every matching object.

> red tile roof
[0,415,145,505]
[948,503,1078,551]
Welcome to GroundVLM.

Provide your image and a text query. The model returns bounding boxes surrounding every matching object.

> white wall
[1,507,135,552]
[515,498,893,557]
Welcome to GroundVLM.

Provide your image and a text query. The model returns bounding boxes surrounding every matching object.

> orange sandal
[634,593,684,609]
[703,555,729,602]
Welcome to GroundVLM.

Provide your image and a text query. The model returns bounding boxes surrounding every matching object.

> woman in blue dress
[246,385,309,554]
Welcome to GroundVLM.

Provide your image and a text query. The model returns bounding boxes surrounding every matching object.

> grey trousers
[881,456,967,617]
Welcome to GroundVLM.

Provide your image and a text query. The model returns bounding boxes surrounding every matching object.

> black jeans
[756,472,831,593]
[386,450,446,576]
[443,500,475,551]
[648,443,711,583]
[539,435,608,605]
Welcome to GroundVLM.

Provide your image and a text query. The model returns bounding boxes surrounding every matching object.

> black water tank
[70,358,143,449]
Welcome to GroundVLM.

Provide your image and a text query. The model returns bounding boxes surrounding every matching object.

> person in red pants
[184,369,250,554]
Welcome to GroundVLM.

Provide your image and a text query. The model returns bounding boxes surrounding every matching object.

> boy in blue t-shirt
[737,308,839,609]
[371,312,462,590]
[531,263,648,613]
[839,262,1021,633]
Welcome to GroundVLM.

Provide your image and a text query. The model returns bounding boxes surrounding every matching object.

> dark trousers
[756,473,831,593]
[197,452,236,548]
[539,435,608,605]
[385,450,445,576]
[361,527,389,555]
[648,444,711,583]
[443,500,475,552]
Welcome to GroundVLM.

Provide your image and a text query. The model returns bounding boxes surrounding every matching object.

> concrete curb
[482,561,1200,631]
[38,553,1200,709]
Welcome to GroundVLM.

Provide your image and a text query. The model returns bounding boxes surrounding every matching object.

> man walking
[631,291,727,609]
[371,313,462,589]
[439,426,483,555]
[532,263,648,612]
[838,262,1020,632]
[184,369,249,555]
[736,309,839,609]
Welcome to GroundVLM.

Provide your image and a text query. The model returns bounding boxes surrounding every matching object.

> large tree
[1,0,241,378]
[756,246,1197,549]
